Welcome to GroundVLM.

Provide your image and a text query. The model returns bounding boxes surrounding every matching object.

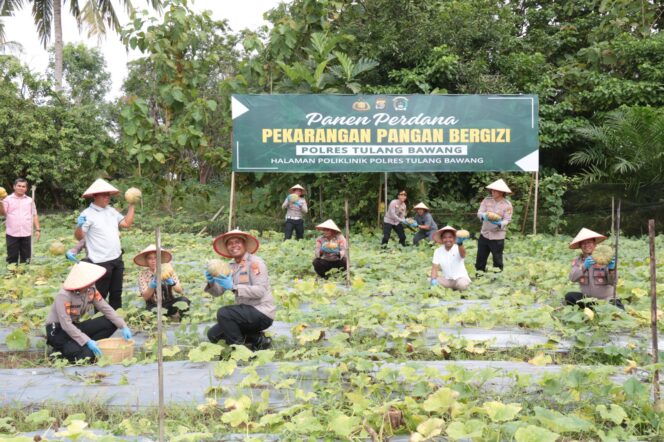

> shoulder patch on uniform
[251,261,261,275]
[94,290,103,301]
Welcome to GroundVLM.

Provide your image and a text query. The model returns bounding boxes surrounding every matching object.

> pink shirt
[2,193,37,237]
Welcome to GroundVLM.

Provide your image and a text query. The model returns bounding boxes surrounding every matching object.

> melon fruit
[207,259,231,277]
[49,241,66,256]
[405,217,416,224]
[0,187,7,200]
[325,241,339,250]
[486,211,502,221]
[456,229,470,239]
[288,193,299,203]
[125,187,142,204]
[592,244,614,266]
[160,263,174,280]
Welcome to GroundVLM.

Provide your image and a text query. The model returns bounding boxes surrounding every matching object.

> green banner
[232,94,539,172]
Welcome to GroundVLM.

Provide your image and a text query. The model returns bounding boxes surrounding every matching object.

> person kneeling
[430,226,471,291]
[134,244,190,320]
[45,262,132,362]
[312,219,348,279]
[205,229,275,351]
[565,228,623,310]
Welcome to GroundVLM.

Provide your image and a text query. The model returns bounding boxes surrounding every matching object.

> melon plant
[456,229,470,239]
[593,244,614,266]
[288,193,299,203]
[486,212,502,221]
[125,187,142,204]
[207,259,231,277]
[49,241,66,256]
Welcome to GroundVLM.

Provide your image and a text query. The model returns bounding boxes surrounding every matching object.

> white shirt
[432,244,469,280]
[81,203,125,263]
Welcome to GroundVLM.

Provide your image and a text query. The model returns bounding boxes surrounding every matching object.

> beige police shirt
[477,197,513,240]
[569,255,616,300]
[384,199,407,225]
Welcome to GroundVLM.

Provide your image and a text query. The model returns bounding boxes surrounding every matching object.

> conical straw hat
[63,261,107,291]
[82,178,120,198]
[486,179,512,194]
[212,229,260,258]
[289,184,305,193]
[315,219,341,233]
[413,202,430,211]
[432,225,457,243]
[133,244,173,267]
[569,228,607,249]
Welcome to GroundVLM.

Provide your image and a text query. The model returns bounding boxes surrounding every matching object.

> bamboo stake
[532,170,539,235]
[344,197,351,287]
[319,185,323,220]
[228,171,236,232]
[649,219,659,402]
[613,199,621,303]
[197,205,225,236]
[30,185,36,262]
[611,196,615,237]
[155,228,165,442]
[522,172,535,234]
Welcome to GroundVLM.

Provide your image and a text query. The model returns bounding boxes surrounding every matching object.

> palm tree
[570,106,664,196]
[0,0,161,88]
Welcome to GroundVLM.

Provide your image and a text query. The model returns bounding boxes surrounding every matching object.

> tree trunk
[53,0,63,89]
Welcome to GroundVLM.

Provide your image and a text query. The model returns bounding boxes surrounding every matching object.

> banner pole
[30,185,36,262]
[521,173,534,234]
[228,171,236,231]
[384,172,388,214]
[344,197,351,287]
[377,174,382,228]
[613,199,621,303]
[611,196,615,237]
[532,170,539,235]
[155,227,165,442]
[649,219,660,402]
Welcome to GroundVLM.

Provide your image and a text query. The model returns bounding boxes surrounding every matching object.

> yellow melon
[456,229,470,239]
[0,187,7,200]
[325,241,339,250]
[288,193,299,203]
[207,259,231,277]
[49,241,66,256]
[486,211,502,221]
[160,263,174,280]
[125,187,142,204]
[593,244,614,266]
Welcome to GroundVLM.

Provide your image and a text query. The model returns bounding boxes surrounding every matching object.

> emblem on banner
[352,99,371,111]
[393,96,408,111]
[375,97,386,110]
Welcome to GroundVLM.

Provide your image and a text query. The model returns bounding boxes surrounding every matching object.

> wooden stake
[377,174,382,228]
[228,171,236,231]
[30,185,36,262]
[155,228,165,442]
[532,170,539,235]
[344,197,351,287]
[319,184,323,220]
[197,205,225,236]
[648,219,659,402]
[611,196,615,237]
[384,172,388,214]
[522,172,535,234]
[613,199,621,303]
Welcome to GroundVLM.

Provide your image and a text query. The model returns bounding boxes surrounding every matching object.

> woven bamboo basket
[97,338,135,363]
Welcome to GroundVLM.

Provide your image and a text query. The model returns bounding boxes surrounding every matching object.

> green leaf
[596,404,628,425]
[623,377,647,401]
[327,412,360,438]
[483,401,522,422]
[213,360,237,379]
[5,329,29,351]
[446,419,485,440]
[221,408,249,427]
[205,99,217,111]
[25,409,53,427]
[187,342,223,362]
[415,418,445,439]
[515,425,559,442]
[422,387,458,412]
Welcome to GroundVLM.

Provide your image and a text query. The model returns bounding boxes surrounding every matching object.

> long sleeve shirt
[282,197,308,220]
[569,255,616,300]
[384,199,407,225]
[45,288,127,346]
[314,233,347,261]
[477,197,513,240]
[2,193,37,237]
[138,268,181,307]
[205,253,276,319]
[415,212,438,233]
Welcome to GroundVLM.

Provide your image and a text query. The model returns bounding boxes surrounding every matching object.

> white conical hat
[63,261,107,291]
[212,229,260,258]
[315,219,341,233]
[486,179,512,194]
[432,225,457,243]
[569,228,607,249]
[133,244,173,267]
[289,184,305,193]
[413,202,430,211]
[82,178,120,198]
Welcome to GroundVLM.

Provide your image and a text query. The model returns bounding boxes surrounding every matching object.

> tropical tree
[0,0,161,88]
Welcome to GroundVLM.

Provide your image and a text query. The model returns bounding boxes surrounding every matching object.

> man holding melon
[565,228,623,309]
[312,219,348,279]
[475,179,513,274]
[430,226,471,291]
[412,202,438,245]
[282,184,308,240]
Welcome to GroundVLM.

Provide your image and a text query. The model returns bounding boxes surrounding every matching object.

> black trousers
[207,304,273,346]
[148,295,191,317]
[565,291,624,310]
[284,219,304,240]
[475,234,504,272]
[6,234,31,264]
[382,222,406,246]
[313,257,347,278]
[46,317,117,362]
[88,256,124,310]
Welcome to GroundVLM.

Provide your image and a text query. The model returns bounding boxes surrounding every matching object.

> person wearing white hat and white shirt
[430,226,471,291]
[44,261,132,362]
[566,228,622,309]
[412,202,438,245]
[475,179,513,273]
[74,178,136,309]
[312,219,348,279]
[282,184,308,240]
[204,229,275,351]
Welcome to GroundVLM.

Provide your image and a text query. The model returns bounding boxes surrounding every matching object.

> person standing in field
[565,228,623,309]
[412,202,438,245]
[312,219,348,279]
[475,179,513,274]
[282,184,308,240]
[0,178,40,265]
[74,179,135,310]
[382,190,411,247]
